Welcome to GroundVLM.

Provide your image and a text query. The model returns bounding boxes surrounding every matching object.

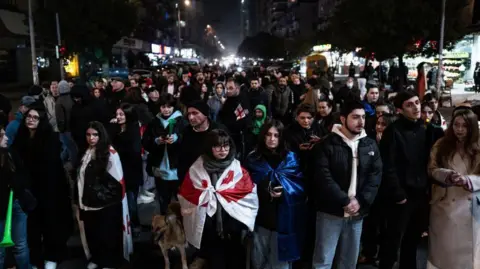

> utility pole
[56,13,65,80]
[436,0,446,97]
[177,4,182,52]
[28,0,39,85]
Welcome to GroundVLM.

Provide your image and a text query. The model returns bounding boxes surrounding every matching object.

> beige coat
[428,140,480,269]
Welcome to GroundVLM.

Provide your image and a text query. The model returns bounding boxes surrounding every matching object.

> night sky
[202,0,242,53]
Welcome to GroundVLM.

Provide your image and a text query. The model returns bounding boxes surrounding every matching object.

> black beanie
[187,100,210,117]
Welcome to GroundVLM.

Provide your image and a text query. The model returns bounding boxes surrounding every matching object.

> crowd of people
[0,65,478,269]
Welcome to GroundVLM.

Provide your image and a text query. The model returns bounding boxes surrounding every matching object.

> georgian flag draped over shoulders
[178,157,259,249]
[107,147,134,261]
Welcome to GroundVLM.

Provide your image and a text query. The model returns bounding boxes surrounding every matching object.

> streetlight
[177,1,191,50]
[207,24,211,28]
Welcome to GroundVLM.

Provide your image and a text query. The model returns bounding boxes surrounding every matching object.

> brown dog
[152,202,188,269]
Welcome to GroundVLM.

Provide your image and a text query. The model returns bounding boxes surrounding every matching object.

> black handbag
[82,165,123,208]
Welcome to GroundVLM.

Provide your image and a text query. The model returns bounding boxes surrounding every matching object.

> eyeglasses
[213,144,230,152]
[26,115,40,121]
[86,133,99,137]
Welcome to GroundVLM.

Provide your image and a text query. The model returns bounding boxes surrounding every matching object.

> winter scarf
[202,153,234,237]
[252,104,267,135]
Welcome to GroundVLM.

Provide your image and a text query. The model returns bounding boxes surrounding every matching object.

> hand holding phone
[299,143,312,150]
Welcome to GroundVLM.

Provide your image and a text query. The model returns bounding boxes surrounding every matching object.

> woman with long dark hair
[0,125,35,269]
[12,107,72,269]
[178,129,258,269]
[428,109,480,269]
[110,103,143,236]
[77,121,133,269]
[245,120,306,269]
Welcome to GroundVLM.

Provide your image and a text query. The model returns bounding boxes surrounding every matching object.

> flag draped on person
[178,157,259,249]
[108,148,134,261]
[78,147,134,261]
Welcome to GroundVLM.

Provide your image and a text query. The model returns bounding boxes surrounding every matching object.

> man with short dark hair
[218,78,251,160]
[378,91,438,269]
[312,101,382,269]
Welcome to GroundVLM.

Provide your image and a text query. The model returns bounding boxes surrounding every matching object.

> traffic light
[56,46,66,59]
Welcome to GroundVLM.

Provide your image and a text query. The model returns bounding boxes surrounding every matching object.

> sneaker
[87,262,98,269]
[137,194,154,204]
[143,189,155,197]
[44,261,57,269]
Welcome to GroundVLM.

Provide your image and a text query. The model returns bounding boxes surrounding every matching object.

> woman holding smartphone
[245,120,307,269]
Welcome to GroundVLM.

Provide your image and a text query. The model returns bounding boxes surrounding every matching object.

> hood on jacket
[331,123,366,216]
[252,104,267,135]
[254,104,267,122]
[158,110,182,129]
[58,80,70,95]
[331,124,366,145]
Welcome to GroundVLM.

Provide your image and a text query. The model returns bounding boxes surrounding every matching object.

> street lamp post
[177,0,191,53]
[177,4,182,51]
[28,0,39,85]
[436,0,446,96]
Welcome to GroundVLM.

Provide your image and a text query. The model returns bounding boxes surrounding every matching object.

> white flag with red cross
[178,157,258,249]
[234,104,248,121]
[108,147,134,261]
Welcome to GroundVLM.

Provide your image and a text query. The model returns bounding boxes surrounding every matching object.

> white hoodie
[331,124,367,217]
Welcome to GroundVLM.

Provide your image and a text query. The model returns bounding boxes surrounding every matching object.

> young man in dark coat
[311,100,382,269]
[177,100,227,182]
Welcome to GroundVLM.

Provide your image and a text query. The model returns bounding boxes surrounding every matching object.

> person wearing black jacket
[284,103,326,269]
[0,126,35,269]
[110,103,143,236]
[142,94,186,214]
[12,107,72,269]
[77,121,125,269]
[377,91,432,269]
[311,101,382,269]
[177,100,226,182]
[218,78,252,160]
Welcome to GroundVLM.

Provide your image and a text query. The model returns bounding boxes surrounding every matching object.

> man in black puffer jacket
[311,100,382,269]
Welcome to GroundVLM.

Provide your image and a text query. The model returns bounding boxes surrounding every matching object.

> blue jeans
[59,132,78,165]
[312,212,363,269]
[252,226,292,269]
[0,200,31,269]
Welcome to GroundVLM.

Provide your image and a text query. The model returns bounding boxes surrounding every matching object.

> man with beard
[177,100,226,182]
[271,76,294,124]
[218,77,251,160]
[247,77,269,114]
[311,101,382,269]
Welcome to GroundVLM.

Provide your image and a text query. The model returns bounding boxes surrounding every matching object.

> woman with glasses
[77,121,132,269]
[178,129,258,269]
[12,107,72,269]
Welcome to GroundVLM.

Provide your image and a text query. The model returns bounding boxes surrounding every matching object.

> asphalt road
[54,198,427,269]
